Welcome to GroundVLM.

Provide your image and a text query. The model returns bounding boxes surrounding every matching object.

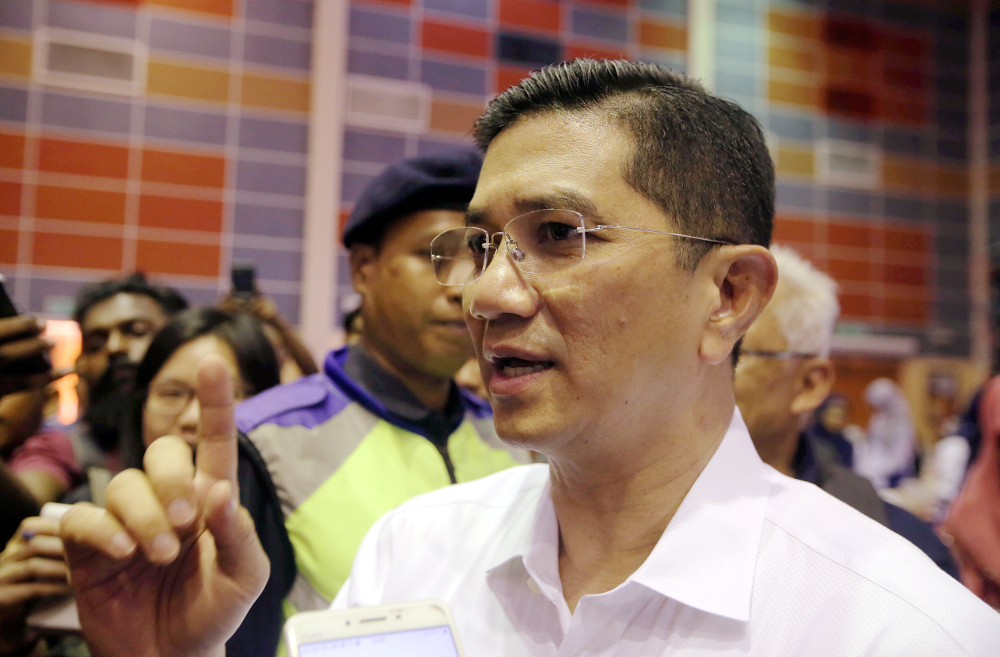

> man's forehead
[469,114,637,227]
[82,293,166,329]
[465,189,603,227]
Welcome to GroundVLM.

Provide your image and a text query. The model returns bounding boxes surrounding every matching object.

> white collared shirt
[333,410,1000,655]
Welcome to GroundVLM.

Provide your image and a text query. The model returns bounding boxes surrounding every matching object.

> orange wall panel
[38,138,130,179]
[884,296,928,323]
[135,239,220,277]
[495,66,533,93]
[773,216,817,243]
[35,186,127,224]
[498,0,561,33]
[828,222,874,248]
[768,9,822,40]
[884,226,928,252]
[241,74,310,112]
[0,133,25,170]
[0,228,17,263]
[768,80,822,110]
[147,0,233,16]
[32,232,123,270]
[839,293,875,319]
[142,149,226,189]
[0,181,21,216]
[884,264,927,286]
[429,98,485,135]
[638,18,686,51]
[147,61,230,103]
[0,38,32,78]
[138,195,224,232]
[826,258,879,284]
[769,44,819,73]
[422,21,490,58]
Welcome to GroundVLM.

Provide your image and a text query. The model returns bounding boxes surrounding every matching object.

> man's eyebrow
[465,207,489,227]
[466,190,605,227]
[513,191,601,219]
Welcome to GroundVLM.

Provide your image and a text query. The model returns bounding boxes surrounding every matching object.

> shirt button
[526,578,541,594]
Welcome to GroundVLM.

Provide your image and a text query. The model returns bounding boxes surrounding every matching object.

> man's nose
[466,243,538,321]
[106,329,125,354]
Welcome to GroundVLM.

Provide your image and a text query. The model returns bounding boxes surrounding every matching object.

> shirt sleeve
[7,428,81,489]
[331,510,396,609]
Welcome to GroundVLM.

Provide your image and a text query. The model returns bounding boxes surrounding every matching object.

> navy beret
[342,146,484,247]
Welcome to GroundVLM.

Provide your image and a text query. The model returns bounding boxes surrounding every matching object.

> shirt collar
[486,408,770,623]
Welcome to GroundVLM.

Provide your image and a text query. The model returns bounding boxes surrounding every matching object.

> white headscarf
[853,378,916,489]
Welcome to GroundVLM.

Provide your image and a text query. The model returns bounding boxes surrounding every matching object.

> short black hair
[134,308,281,400]
[73,273,189,326]
[122,308,281,469]
[473,59,774,268]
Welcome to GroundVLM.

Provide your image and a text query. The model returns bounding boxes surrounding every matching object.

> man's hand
[60,356,269,657]
[0,316,66,398]
[0,516,71,653]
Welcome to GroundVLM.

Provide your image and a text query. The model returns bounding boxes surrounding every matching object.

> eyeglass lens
[146,384,196,415]
[430,209,588,286]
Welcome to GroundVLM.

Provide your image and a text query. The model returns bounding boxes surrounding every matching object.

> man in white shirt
[58,59,999,656]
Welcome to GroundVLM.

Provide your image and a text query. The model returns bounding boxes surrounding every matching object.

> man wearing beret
[232,147,528,620]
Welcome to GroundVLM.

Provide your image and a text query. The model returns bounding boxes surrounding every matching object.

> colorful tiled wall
[754,0,968,356]
[0,0,978,357]
[340,0,971,356]
[0,0,312,322]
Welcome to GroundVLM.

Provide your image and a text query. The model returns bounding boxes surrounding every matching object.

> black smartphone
[0,276,52,376]
[231,262,257,299]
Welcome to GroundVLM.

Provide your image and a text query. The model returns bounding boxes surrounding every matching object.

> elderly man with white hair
[735,244,958,577]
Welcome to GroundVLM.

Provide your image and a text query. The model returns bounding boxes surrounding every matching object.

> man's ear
[700,246,778,365]
[791,359,836,415]
[349,244,379,296]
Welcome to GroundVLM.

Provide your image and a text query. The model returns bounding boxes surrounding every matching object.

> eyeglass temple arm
[579,225,735,245]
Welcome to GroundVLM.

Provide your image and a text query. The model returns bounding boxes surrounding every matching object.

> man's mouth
[109,361,139,385]
[495,357,553,378]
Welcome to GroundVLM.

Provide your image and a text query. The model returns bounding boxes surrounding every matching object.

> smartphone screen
[298,625,459,657]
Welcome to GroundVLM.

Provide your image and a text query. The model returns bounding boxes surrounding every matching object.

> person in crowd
[810,393,857,466]
[0,316,61,399]
[69,274,187,497]
[0,308,288,657]
[2,385,80,506]
[230,147,529,616]
[341,307,362,345]
[941,376,1000,609]
[0,315,67,543]
[57,60,1000,656]
[735,244,958,578]
[855,377,917,490]
[217,294,317,384]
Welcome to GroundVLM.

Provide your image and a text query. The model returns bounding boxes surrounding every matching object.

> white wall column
[300,0,350,359]
[969,0,991,368]
[687,0,716,90]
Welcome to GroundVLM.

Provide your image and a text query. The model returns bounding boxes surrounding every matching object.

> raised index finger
[194,355,239,503]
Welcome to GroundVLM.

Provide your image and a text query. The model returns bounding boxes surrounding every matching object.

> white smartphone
[283,600,466,657]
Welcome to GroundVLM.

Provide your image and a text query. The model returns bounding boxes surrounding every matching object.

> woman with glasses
[128,308,281,457]
[0,309,292,657]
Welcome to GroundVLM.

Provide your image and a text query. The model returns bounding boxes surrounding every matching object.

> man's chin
[492,404,558,451]
[109,364,140,388]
